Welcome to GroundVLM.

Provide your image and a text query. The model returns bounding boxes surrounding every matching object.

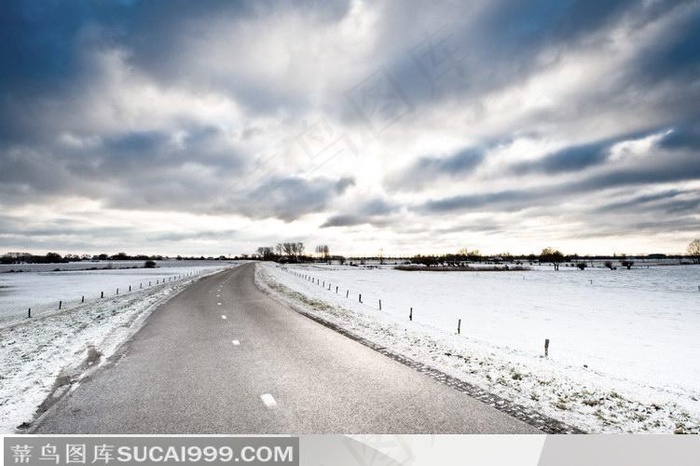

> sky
[0,0,698,257]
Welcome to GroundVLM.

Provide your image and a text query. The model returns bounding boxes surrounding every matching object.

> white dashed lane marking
[260,394,278,409]
[232,340,240,346]
[221,315,227,320]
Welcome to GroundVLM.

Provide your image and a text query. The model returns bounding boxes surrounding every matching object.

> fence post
[457,319,461,335]
[410,307,413,321]
[336,286,338,293]
[28,308,31,318]
[379,299,382,310]
[129,285,132,292]
[81,295,85,303]
[346,290,349,298]
[101,291,104,298]
[359,294,362,303]
[116,288,119,295]
[545,339,550,358]
[59,301,62,310]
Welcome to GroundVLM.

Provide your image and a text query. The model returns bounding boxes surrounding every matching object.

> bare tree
[278,242,305,261]
[688,239,700,262]
[540,247,564,270]
[256,247,275,260]
[315,245,330,260]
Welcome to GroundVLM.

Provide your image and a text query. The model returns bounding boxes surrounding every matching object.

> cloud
[420,189,533,214]
[320,215,365,228]
[387,147,485,191]
[658,124,700,150]
[510,141,609,175]
[239,175,355,221]
[320,197,398,228]
[1,1,699,255]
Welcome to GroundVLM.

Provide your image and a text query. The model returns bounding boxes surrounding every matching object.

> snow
[0,262,235,325]
[256,262,700,433]
[0,264,233,433]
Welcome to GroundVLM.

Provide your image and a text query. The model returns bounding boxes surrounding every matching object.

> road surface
[34,263,540,434]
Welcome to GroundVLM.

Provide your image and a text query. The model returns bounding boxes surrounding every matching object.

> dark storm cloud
[150,230,239,242]
[421,189,535,214]
[338,0,699,140]
[511,141,610,175]
[240,175,355,221]
[354,0,642,113]
[0,124,246,213]
[509,129,661,176]
[570,152,700,193]
[94,126,241,176]
[0,1,91,90]
[631,7,700,84]
[433,222,505,235]
[387,147,485,191]
[320,197,398,228]
[109,0,353,115]
[598,190,688,213]
[320,215,365,228]
[0,213,136,249]
[658,124,700,150]
[0,1,257,144]
[419,136,700,215]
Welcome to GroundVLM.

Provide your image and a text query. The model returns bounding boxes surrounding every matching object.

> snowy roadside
[0,267,229,433]
[255,263,699,434]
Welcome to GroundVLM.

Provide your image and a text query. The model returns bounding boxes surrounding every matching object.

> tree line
[0,252,231,264]
[256,242,347,264]
[253,239,700,269]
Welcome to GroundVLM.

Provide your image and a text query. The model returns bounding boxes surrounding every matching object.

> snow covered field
[0,264,233,432]
[257,262,700,433]
[0,261,235,325]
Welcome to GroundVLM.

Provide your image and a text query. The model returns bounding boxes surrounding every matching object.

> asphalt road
[34,263,540,434]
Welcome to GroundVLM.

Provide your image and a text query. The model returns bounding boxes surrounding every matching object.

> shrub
[144,260,157,268]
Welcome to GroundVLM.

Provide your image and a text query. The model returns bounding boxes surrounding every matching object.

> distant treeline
[1,252,234,264]
[252,244,698,267]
